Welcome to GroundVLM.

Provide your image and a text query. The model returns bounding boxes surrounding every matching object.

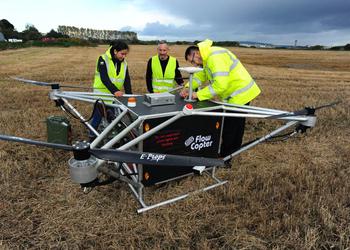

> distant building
[239,41,275,48]
[8,38,22,43]
[57,25,138,41]
[0,32,5,41]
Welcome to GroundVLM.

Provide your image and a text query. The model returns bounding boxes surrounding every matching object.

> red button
[185,104,193,110]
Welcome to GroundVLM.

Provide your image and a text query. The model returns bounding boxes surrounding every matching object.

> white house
[8,38,22,42]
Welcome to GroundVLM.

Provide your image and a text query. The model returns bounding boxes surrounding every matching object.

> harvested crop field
[0,45,349,249]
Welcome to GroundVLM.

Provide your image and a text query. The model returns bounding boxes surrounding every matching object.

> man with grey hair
[145,41,184,93]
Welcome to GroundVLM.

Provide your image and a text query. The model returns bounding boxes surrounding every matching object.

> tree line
[0,19,69,41]
[0,19,242,47]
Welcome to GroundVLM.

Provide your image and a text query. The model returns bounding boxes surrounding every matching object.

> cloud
[1,0,349,45]
[137,0,350,45]
[138,22,213,40]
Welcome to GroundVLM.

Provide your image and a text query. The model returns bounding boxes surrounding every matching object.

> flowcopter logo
[185,135,213,151]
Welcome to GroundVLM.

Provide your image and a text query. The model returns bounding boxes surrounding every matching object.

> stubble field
[0,45,349,249]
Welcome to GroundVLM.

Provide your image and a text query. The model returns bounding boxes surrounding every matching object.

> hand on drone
[180,89,198,100]
[114,91,124,97]
[180,88,188,98]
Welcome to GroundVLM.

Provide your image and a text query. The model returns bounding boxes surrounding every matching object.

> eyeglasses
[189,52,196,65]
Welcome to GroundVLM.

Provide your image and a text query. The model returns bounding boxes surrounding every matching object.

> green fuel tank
[46,116,71,145]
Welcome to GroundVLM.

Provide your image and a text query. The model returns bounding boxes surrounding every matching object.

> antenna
[178,67,204,102]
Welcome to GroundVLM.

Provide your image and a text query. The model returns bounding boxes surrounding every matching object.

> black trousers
[220,103,249,157]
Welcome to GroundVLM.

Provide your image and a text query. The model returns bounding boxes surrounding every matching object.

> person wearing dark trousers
[90,40,132,140]
[146,41,183,93]
[220,103,249,157]
[180,39,261,165]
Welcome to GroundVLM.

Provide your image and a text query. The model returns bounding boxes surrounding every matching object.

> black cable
[84,99,107,123]
[55,99,84,120]
[265,131,299,143]
[59,99,107,123]
[239,130,299,150]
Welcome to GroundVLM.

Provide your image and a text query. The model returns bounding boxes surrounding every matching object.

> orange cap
[128,97,136,102]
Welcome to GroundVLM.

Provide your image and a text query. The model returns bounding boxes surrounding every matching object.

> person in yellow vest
[90,40,132,140]
[180,39,261,164]
[146,41,184,93]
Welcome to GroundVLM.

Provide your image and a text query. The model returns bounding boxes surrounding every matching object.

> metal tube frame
[59,97,99,136]
[51,90,314,213]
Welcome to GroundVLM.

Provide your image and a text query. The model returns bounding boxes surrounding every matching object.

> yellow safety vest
[192,39,260,105]
[151,55,176,93]
[93,47,127,94]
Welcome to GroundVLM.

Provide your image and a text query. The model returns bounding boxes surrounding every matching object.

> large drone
[0,68,339,213]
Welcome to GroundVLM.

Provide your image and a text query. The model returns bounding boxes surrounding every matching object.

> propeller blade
[11,76,54,87]
[90,148,223,167]
[11,76,97,90]
[0,134,73,151]
[269,100,341,119]
[0,134,223,167]
[313,100,342,111]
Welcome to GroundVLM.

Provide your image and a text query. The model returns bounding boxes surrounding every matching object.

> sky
[1,0,350,46]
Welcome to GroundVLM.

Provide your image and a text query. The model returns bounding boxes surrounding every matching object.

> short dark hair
[185,45,199,60]
[110,40,129,52]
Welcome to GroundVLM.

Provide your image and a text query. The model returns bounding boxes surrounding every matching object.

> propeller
[10,76,98,90]
[269,100,341,119]
[0,134,223,167]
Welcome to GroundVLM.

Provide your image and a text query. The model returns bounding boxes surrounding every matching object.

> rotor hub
[72,141,91,160]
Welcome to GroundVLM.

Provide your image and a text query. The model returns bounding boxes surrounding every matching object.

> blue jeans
[89,106,115,138]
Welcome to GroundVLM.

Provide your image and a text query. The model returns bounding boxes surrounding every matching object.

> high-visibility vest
[151,55,176,93]
[193,39,260,105]
[93,47,127,94]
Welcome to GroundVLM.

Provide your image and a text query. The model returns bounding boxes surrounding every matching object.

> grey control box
[143,93,175,107]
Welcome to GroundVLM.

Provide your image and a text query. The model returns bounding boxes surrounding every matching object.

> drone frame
[47,85,315,213]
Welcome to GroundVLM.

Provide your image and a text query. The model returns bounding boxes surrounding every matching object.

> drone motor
[68,141,98,184]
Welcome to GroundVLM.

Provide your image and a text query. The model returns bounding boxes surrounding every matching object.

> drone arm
[191,110,309,122]
[52,96,99,137]
[65,99,99,136]
[223,121,299,162]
